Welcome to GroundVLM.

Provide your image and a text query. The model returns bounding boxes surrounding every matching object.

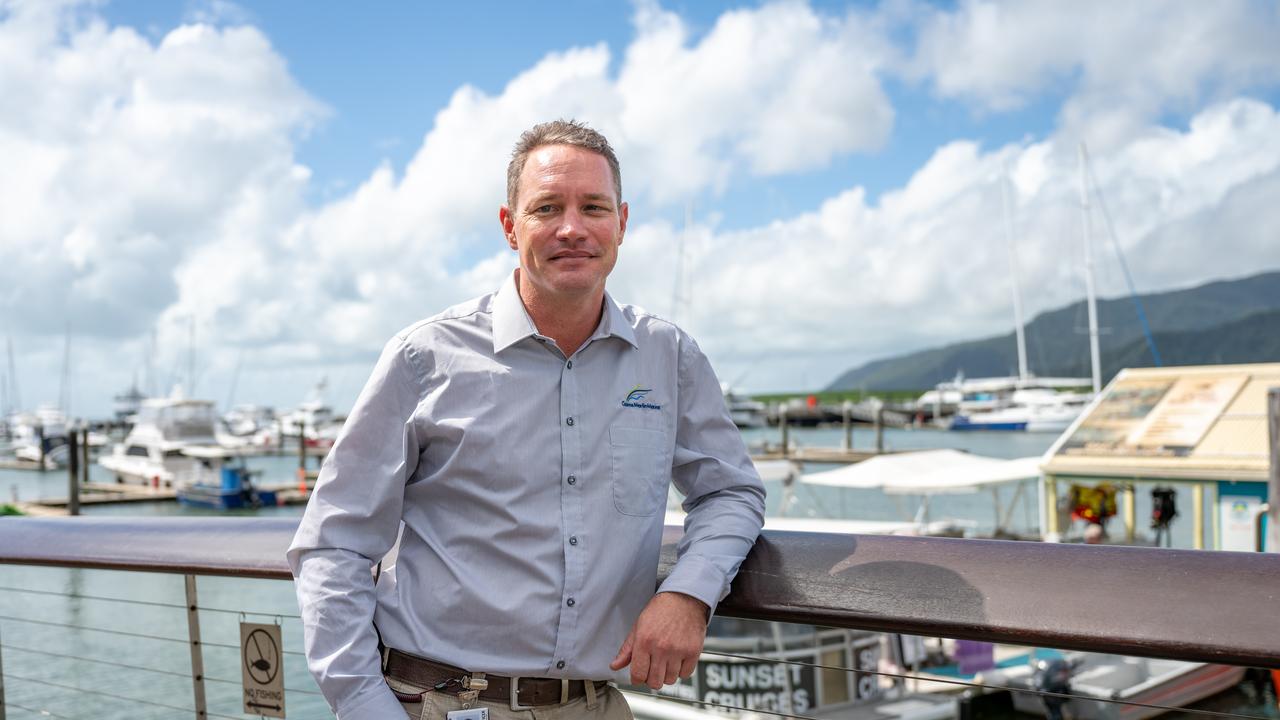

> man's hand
[609,592,709,690]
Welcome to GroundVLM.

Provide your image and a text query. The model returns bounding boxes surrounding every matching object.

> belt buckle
[509,677,528,711]
[509,677,570,710]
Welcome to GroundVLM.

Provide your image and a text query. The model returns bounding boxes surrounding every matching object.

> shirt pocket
[609,426,670,516]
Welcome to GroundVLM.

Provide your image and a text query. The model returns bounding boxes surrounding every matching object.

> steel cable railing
[2,673,244,719]
[0,584,303,620]
[5,700,81,720]
[0,580,324,719]
[3,609,1274,719]
[2,643,325,697]
[2,524,1277,720]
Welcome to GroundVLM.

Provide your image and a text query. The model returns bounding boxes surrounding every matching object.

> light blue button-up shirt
[288,273,766,720]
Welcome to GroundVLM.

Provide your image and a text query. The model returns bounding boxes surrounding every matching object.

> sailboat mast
[5,336,19,413]
[59,328,72,416]
[1078,143,1102,393]
[1002,169,1029,382]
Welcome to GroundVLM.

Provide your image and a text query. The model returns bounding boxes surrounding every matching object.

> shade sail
[800,449,1041,494]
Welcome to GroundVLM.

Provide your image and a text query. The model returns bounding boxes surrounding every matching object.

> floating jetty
[751,447,882,463]
[13,481,312,517]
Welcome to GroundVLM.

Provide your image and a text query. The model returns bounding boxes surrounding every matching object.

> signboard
[241,622,285,718]
[1220,494,1265,552]
[697,659,815,714]
[1056,378,1174,456]
[1124,375,1247,452]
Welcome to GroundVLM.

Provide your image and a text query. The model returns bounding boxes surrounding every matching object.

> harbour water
[0,426,1272,719]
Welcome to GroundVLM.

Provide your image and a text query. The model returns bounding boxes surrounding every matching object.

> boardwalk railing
[1,516,1277,668]
[1,516,1278,720]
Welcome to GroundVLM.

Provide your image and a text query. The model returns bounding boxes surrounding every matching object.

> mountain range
[825,270,1280,392]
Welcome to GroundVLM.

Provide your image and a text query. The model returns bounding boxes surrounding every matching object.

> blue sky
[3,0,1280,416]
[97,0,1071,232]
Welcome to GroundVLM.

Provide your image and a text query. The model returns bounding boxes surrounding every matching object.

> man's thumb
[609,630,635,671]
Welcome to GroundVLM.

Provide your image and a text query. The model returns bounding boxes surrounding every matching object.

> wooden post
[296,420,308,489]
[1043,475,1059,539]
[842,401,853,451]
[66,426,79,517]
[874,401,884,454]
[1192,484,1205,550]
[80,427,90,487]
[35,424,45,471]
[1268,388,1279,554]
[1123,484,1136,543]
[779,406,789,458]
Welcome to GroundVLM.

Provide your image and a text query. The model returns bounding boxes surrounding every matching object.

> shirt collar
[492,271,638,354]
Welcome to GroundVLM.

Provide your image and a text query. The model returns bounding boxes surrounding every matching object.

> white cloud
[0,1,322,344]
[908,0,1280,145]
[617,0,895,200]
[3,0,1280,414]
[610,98,1280,390]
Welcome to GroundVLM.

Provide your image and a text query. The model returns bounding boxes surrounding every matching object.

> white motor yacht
[7,405,71,468]
[280,379,343,448]
[99,393,225,487]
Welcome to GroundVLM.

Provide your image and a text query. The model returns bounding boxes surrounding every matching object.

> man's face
[500,144,627,302]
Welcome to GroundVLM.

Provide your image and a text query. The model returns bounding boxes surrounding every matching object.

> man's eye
[535,205,556,214]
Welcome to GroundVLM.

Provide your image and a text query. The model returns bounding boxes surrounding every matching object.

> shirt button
[566,598,576,607]
[557,660,566,670]
[566,417,575,426]
[569,536,578,546]
[567,360,573,369]
[567,475,577,485]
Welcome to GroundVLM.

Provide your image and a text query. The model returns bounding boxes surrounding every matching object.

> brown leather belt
[384,648,609,710]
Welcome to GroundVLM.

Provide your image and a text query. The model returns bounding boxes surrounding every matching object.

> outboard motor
[1034,657,1072,720]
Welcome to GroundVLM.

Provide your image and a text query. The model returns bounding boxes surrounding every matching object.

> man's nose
[556,208,587,240]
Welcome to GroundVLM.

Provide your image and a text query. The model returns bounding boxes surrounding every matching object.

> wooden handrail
[0,517,1276,669]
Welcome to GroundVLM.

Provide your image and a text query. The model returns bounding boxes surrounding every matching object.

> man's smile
[549,250,597,261]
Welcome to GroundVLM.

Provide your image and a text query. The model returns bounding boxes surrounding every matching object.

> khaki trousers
[387,675,634,720]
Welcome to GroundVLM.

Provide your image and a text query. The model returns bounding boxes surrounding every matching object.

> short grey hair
[506,119,622,209]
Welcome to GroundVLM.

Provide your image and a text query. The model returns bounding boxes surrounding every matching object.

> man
[289,119,766,720]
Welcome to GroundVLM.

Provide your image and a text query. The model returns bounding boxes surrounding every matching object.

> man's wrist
[658,591,711,620]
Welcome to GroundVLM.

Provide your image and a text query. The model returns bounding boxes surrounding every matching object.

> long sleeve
[287,336,426,719]
[658,336,766,616]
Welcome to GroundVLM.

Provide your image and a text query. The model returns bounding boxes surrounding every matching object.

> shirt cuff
[656,554,727,619]
[337,682,404,720]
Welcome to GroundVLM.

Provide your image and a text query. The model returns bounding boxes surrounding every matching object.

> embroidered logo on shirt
[622,385,662,410]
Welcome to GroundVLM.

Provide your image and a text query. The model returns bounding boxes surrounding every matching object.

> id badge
[447,708,489,720]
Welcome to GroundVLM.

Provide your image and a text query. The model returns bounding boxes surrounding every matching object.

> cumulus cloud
[616,0,895,200]
[0,0,322,341]
[907,0,1280,144]
[610,98,1280,388]
[3,0,1280,414]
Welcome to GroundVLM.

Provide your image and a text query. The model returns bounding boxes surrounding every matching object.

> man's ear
[499,206,518,250]
[617,201,628,246]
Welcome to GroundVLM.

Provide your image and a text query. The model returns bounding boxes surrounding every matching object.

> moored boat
[99,391,224,487]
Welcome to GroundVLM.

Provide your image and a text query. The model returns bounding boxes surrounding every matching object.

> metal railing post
[185,574,208,720]
[1,618,7,720]
[842,401,852,451]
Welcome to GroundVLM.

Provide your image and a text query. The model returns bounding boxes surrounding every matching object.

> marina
[3,2,1279,719]
[2,383,1278,720]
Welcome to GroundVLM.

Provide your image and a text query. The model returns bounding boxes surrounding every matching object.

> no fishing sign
[241,622,286,718]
